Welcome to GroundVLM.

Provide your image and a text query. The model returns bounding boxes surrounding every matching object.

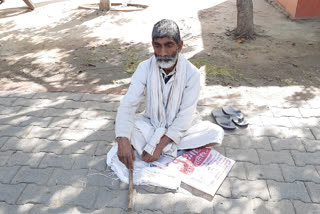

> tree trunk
[236,0,255,39]
[99,0,111,10]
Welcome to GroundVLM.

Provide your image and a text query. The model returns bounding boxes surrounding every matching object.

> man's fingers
[131,148,136,161]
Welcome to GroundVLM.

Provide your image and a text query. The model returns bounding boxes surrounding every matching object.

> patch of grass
[190,59,234,80]
[124,59,143,73]
[124,50,143,73]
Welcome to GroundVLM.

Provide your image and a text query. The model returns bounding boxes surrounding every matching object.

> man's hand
[116,137,135,169]
[142,135,172,162]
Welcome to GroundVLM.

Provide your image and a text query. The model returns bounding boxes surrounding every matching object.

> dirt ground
[0,0,320,94]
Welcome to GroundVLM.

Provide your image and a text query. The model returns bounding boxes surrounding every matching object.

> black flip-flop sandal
[222,106,244,120]
[211,109,236,130]
[232,116,249,127]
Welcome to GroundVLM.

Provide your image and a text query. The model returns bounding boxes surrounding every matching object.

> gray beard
[155,52,178,69]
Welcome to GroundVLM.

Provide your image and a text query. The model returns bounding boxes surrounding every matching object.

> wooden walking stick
[128,169,134,211]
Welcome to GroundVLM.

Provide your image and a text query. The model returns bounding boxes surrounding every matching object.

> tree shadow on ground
[0,4,150,93]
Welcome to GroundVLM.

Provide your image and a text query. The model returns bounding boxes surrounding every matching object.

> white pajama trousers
[130,120,224,156]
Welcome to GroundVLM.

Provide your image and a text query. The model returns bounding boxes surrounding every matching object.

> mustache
[155,54,176,62]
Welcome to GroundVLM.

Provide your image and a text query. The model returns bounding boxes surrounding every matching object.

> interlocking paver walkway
[0,86,319,213]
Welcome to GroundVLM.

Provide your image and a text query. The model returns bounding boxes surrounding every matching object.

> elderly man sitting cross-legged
[115,19,224,169]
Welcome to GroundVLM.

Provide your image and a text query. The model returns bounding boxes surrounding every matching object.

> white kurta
[115,55,224,157]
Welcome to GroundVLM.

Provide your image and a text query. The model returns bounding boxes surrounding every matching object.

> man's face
[152,37,183,69]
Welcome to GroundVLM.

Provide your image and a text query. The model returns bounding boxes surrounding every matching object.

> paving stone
[305,182,320,203]
[79,207,133,214]
[42,108,81,118]
[214,146,225,156]
[94,189,128,209]
[17,184,63,205]
[26,126,60,140]
[73,154,106,171]
[281,165,320,183]
[12,166,54,185]
[260,116,293,127]
[252,198,295,214]
[7,151,45,167]
[13,98,65,109]
[242,137,272,150]
[269,137,305,151]
[230,178,269,200]
[80,110,116,120]
[293,200,320,214]
[0,106,21,115]
[0,202,33,214]
[0,125,31,138]
[32,139,65,154]
[250,126,314,139]
[57,129,93,141]
[1,137,39,152]
[0,183,26,204]
[286,127,315,139]
[289,117,320,128]
[62,141,98,155]
[281,100,310,108]
[0,115,28,126]
[0,97,17,106]
[0,151,13,166]
[213,195,254,214]
[19,116,53,127]
[174,192,214,214]
[228,162,246,179]
[81,93,122,102]
[267,180,310,202]
[250,126,288,138]
[0,136,8,148]
[243,105,273,117]
[299,108,320,117]
[29,204,76,214]
[311,127,320,140]
[247,163,284,182]
[306,98,320,108]
[47,168,88,187]
[83,130,115,142]
[39,154,74,169]
[223,126,252,137]
[258,150,295,165]
[225,148,259,164]
[76,119,115,131]
[246,116,264,126]
[48,117,80,129]
[6,91,35,99]
[291,151,320,166]
[216,177,231,197]
[86,169,120,189]
[53,186,98,209]
[133,192,176,213]
[222,135,241,148]
[86,101,115,111]
[61,100,88,110]
[271,107,301,117]
[302,139,320,152]
[0,166,20,183]
[17,107,46,117]
[33,92,84,101]
[95,142,113,156]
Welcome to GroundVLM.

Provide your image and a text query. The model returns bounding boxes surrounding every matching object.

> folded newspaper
[107,144,235,197]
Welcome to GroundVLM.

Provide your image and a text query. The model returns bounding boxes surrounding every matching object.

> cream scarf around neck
[140,53,187,155]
